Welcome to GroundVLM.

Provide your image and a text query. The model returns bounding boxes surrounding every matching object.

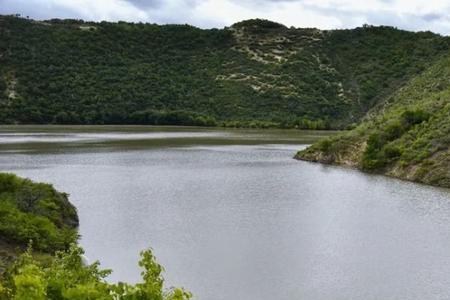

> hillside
[296,52,450,188]
[0,173,78,275]
[0,16,449,128]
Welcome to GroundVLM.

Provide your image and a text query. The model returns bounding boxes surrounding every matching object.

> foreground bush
[0,244,191,300]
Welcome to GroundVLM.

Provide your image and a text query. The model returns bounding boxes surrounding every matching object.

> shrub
[383,144,403,159]
[0,245,192,300]
[401,109,430,126]
[318,139,333,152]
[362,133,386,170]
[384,121,405,140]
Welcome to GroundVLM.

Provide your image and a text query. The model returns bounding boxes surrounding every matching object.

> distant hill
[297,52,450,188]
[1,16,449,128]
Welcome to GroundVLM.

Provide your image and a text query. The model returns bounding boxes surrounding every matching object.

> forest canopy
[1,16,449,129]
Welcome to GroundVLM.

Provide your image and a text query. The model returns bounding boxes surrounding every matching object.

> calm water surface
[1,126,450,300]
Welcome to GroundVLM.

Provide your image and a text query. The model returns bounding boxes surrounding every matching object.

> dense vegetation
[0,173,191,299]
[0,173,78,253]
[297,52,450,188]
[0,245,191,300]
[1,16,449,128]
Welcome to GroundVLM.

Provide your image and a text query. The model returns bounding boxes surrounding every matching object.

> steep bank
[296,52,450,188]
[0,173,78,274]
[1,16,449,128]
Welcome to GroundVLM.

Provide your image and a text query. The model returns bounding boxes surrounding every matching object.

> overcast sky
[1,0,450,35]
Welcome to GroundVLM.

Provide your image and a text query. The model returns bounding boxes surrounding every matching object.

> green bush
[401,109,430,126]
[362,133,386,170]
[383,144,403,159]
[384,121,405,140]
[317,139,333,152]
[0,245,191,300]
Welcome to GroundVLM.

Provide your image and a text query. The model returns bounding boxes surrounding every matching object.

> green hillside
[1,16,448,128]
[297,52,450,188]
[0,173,78,275]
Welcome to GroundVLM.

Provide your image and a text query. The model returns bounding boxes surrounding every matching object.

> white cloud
[58,0,148,21]
[0,0,449,34]
[194,0,343,29]
[0,0,147,21]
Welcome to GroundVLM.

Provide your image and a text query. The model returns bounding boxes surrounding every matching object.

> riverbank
[296,51,450,189]
[295,131,450,189]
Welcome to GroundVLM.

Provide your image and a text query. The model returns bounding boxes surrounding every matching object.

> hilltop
[1,16,449,128]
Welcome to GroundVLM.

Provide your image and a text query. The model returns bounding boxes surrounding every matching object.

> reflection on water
[1,126,450,300]
[0,125,333,153]
[0,131,231,143]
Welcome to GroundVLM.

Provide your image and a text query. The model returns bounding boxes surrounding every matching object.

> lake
[1,125,450,300]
